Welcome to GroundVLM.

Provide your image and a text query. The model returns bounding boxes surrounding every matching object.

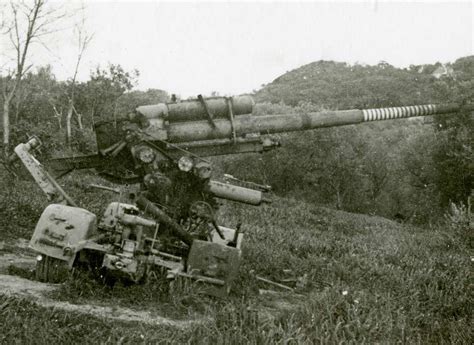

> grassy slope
[0,170,471,343]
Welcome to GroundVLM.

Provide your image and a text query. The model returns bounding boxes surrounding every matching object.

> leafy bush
[444,201,472,248]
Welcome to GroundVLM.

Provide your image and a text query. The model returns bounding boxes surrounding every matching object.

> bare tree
[65,14,92,143]
[1,0,66,157]
[47,97,63,129]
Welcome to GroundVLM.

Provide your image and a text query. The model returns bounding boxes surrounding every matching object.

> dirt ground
[0,239,206,328]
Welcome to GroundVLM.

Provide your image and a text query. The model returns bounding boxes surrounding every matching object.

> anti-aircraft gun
[12,95,470,296]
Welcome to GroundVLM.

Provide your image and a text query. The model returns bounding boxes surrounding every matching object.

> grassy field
[0,170,472,344]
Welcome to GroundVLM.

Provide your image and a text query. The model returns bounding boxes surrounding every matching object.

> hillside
[0,174,471,343]
[254,58,472,108]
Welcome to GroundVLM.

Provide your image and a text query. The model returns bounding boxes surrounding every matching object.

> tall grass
[0,171,471,343]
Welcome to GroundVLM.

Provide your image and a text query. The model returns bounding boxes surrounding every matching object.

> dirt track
[0,238,298,328]
[0,240,205,328]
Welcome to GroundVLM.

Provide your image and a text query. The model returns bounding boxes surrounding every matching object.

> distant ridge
[254,56,473,109]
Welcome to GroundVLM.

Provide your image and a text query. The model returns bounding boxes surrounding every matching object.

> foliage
[430,56,474,207]
[444,201,472,247]
[78,64,139,122]
[1,64,170,157]
[255,60,437,108]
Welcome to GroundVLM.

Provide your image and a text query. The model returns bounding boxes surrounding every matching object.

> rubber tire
[35,255,69,283]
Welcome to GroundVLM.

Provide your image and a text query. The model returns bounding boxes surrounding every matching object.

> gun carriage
[11,95,469,295]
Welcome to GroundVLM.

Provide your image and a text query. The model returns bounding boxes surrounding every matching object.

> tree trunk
[73,106,83,130]
[51,104,62,129]
[14,98,21,124]
[66,102,73,144]
[76,113,83,130]
[113,100,118,129]
[3,95,12,157]
[90,108,95,129]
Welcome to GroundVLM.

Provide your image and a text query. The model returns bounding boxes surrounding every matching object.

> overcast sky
[3,1,473,97]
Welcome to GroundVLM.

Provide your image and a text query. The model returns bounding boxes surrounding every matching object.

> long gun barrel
[48,97,471,181]
[165,103,466,143]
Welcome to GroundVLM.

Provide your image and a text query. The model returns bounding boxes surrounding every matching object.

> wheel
[35,255,70,283]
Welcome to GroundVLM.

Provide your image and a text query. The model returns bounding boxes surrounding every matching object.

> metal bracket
[197,94,217,128]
